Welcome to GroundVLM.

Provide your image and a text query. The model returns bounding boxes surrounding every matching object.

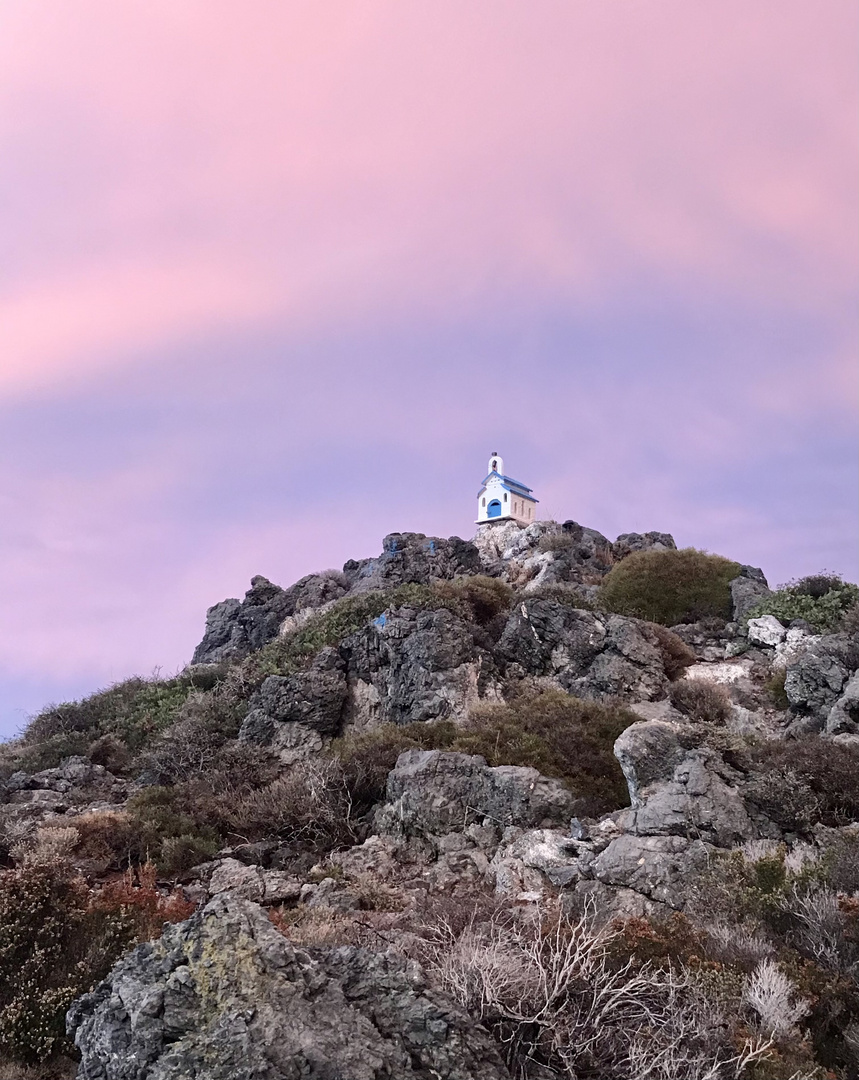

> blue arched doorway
[487,499,502,518]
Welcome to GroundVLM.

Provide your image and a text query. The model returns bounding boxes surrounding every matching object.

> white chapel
[476,452,538,525]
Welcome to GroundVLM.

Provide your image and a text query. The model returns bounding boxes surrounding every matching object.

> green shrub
[124,787,220,875]
[22,676,198,768]
[766,667,789,710]
[0,864,133,1064]
[333,721,459,812]
[746,573,859,635]
[434,575,513,625]
[741,737,859,830]
[596,548,741,626]
[334,691,636,817]
[668,679,732,723]
[454,692,637,815]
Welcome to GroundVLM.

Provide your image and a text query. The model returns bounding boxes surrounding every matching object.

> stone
[495,600,668,702]
[826,671,859,734]
[255,647,348,736]
[193,572,350,664]
[489,827,582,894]
[612,532,677,559]
[729,568,771,621]
[343,606,488,727]
[613,721,754,846]
[343,532,482,594]
[68,894,510,1080]
[747,615,787,648]
[592,833,711,909]
[375,750,576,842]
[208,858,265,901]
[784,650,848,716]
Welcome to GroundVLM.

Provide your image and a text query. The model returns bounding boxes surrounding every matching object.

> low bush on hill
[739,737,859,831]
[334,690,637,817]
[668,678,733,723]
[746,573,859,635]
[18,668,229,772]
[0,858,194,1068]
[641,622,697,680]
[455,692,637,815]
[596,548,741,626]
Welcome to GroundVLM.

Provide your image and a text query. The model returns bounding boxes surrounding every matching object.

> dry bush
[72,810,141,868]
[0,863,134,1064]
[456,691,637,816]
[643,623,698,680]
[744,959,810,1037]
[211,758,357,852]
[434,575,513,625]
[333,720,458,812]
[537,532,579,554]
[742,738,859,830]
[425,900,773,1079]
[268,905,363,947]
[93,861,194,939]
[597,548,741,626]
[10,826,79,867]
[86,733,132,773]
[781,886,859,977]
[669,679,733,724]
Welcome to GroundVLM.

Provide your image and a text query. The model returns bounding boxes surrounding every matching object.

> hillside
[1,517,858,1079]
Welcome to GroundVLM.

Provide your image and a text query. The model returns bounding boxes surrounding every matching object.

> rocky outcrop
[342,606,495,727]
[343,532,482,593]
[729,565,771,621]
[68,894,510,1080]
[496,600,669,701]
[375,749,576,842]
[241,647,349,745]
[193,572,350,664]
[613,720,755,845]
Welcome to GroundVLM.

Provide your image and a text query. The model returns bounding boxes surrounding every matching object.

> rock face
[342,606,493,727]
[729,565,771,621]
[193,572,349,664]
[496,600,669,701]
[68,893,510,1080]
[376,749,577,840]
[343,532,483,593]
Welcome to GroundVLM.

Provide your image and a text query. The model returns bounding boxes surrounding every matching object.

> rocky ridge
[1,518,858,1079]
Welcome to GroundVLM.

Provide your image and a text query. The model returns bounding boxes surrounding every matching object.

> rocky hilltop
[1,518,858,1079]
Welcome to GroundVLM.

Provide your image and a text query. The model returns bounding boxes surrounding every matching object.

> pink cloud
[0,1,853,403]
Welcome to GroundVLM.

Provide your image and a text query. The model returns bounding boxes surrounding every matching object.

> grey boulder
[68,893,510,1080]
[375,749,576,841]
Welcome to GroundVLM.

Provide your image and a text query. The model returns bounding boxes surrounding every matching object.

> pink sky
[0,1,856,734]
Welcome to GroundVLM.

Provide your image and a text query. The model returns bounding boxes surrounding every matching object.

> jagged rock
[255,647,348,736]
[729,566,771,621]
[343,532,482,594]
[343,606,492,727]
[238,712,324,762]
[784,647,848,719]
[591,833,712,908]
[193,572,350,664]
[490,827,582,894]
[613,721,755,846]
[612,532,677,559]
[747,615,787,648]
[827,671,859,734]
[496,600,668,701]
[375,750,576,841]
[208,857,266,901]
[68,894,510,1080]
